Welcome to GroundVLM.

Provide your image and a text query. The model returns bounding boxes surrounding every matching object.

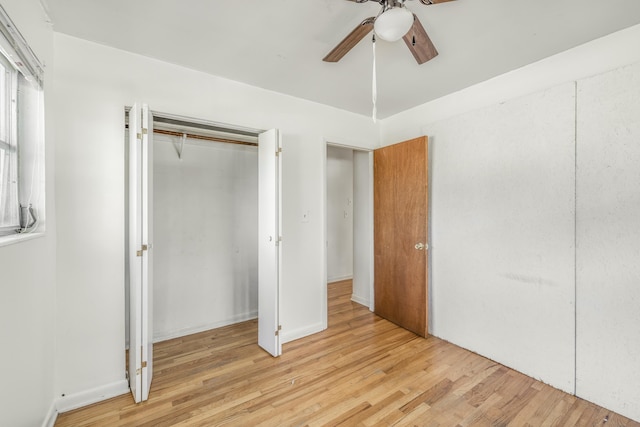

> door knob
[415,242,425,250]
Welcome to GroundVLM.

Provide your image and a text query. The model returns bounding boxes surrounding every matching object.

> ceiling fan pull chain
[372,34,377,123]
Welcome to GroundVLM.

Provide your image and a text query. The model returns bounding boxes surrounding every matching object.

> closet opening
[151,114,259,345]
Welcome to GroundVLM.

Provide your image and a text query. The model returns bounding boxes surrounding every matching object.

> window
[0,5,44,238]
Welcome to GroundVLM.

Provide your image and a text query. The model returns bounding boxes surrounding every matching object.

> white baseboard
[327,275,353,283]
[281,322,325,344]
[153,311,258,343]
[41,401,58,427]
[56,379,129,413]
[351,294,370,307]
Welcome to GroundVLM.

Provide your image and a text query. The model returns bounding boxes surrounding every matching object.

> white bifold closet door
[128,103,154,403]
[258,129,282,357]
[129,104,282,403]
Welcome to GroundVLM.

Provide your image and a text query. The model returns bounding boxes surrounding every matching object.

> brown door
[374,136,429,337]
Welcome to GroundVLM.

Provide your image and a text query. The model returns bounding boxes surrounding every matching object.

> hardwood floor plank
[540,394,578,427]
[506,383,557,426]
[55,280,640,427]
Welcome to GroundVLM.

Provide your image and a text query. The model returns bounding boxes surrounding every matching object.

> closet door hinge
[276,147,282,157]
[136,245,149,257]
[142,128,148,135]
[136,362,148,375]
[275,325,282,336]
[136,346,147,374]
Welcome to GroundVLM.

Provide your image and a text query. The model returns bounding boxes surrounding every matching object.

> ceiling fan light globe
[374,7,414,42]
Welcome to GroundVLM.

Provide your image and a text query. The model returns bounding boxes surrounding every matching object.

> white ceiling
[44,0,640,118]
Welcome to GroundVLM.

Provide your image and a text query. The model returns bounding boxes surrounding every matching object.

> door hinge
[135,346,145,374]
[276,147,282,156]
[142,128,148,135]
[275,325,282,336]
[136,132,142,140]
[136,245,149,256]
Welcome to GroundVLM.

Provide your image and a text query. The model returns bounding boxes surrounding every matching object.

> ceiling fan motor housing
[374,7,414,42]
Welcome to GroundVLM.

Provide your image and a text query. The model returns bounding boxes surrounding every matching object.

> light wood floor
[56,280,639,426]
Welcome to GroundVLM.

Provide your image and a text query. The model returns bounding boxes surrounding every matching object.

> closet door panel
[141,104,154,400]
[258,129,281,357]
[128,103,143,403]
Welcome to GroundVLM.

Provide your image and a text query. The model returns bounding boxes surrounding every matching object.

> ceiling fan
[323,0,454,65]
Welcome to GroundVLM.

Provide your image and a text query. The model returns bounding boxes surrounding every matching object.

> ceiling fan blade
[323,17,375,62]
[419,0,455,4]
[402,14,438,65]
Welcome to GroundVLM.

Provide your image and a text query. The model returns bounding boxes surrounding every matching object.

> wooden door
[374,136,429,337]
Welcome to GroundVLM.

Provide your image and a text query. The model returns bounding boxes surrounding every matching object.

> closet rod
[154,128,258,147]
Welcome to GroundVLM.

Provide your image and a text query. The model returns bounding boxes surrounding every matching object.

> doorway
[324,143,374,327]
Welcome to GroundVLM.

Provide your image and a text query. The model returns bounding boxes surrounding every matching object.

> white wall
[575,62,640,421]
[380,24,640,421]
[153,135,258,341]
[425,83,576,392]
[52,33,378,401]
[0,1,56,426]
[326,146,353,282]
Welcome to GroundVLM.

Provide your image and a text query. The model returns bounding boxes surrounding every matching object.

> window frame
[0,4,45,243]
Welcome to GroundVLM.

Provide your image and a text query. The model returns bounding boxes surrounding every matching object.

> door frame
[125,108,282,394]
[321,139,375,329]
